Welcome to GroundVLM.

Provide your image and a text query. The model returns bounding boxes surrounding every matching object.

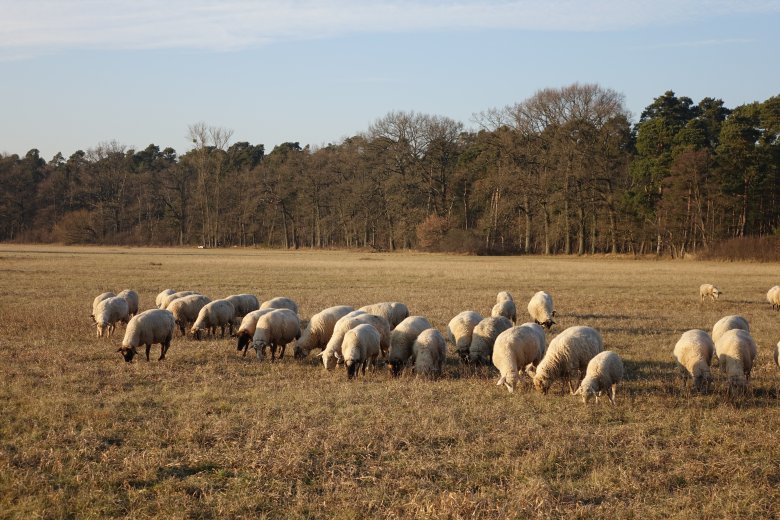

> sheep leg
[608,385,616,405]
[145,344,151,362]
[278,343,286,359]
[160,338,170,360]
[270,343,277,361]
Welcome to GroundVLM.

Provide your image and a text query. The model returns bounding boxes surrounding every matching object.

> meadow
[0,245,778,519]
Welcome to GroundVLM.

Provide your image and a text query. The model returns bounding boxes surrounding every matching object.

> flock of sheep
[89,283,780,404]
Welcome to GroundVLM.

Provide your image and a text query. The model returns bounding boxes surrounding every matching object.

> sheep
[320,312,391,370]
[533,325,603,395]
[260,297,299,315]
[91,291,115,321]
[117,309,175,363]
[93,296,130,338]
[235,308,277,356]
[673,329,715,393]
[252,308,301,361]
[715,329,758,397]
[491,291,517,323]
[358,302,410,329]
[387,316,433,376]
[411,328,447,378]
[573,351,624,405]
[468,316,513,365]
[527,291,556,329]
[167,294,211,337]
[766,286,780,310]
[116,289,139,316]
[161,290,200,310]
[493,323,546,393]
[446,311,483,362]
[155,289,176,308]
[190,299,236,340]
[711,315,750,344]
[293,305,354,358]
[225,294,260,320]
[699,283,722,302]
[342,324,382,379]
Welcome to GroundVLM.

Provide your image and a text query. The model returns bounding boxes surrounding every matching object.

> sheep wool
[527,291,556,329]
[446,311,483,362]
[320,313,391,370]
[412,328,447,378]
[699,283,722,302]
[161,290,200,310]
[493,323,546,393]
[673,329,715,393]
[342,324,382,379]
[294,305,354,358]
[93,296,130,338]
[191,299,236,340]
[574,351,624,405]
[491,299,517,324]
[235,308,278,356]
[116,289,139,317]
[715,329,757,397]
[225,294,260,319]
[388,316,433,376]
[260,297,299,315]
[468,316,513,365]
[767,286,780,310]
[533,325,603,395]
[118,309,175,363]
[252,308,301,361]
[358,302,410,329]
[92,291,116,318]
[711,315,749,344]
[167,294,211,336]
[155,289,176,308]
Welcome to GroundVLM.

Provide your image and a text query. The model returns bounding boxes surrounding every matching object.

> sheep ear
[496,376,506,387]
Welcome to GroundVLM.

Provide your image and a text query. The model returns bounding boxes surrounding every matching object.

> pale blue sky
[2,0,779,159]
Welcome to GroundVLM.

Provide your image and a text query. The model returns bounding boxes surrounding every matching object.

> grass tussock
[0,245,779,518]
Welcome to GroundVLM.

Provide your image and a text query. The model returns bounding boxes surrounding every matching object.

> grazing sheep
[252,309,301,361]
[190,299,236,340]
[767,286,780,310]
[412,329,447,378]
[491,291,517,323]
[155,289,176,308]
[468,316,513,365]
[225,294,260,319]
[715,329,758,397]
[493,323,546,393]
[711,315,750,344]
[93,296,130,338]
[359,302,410,329]
[574,351,624,405]
[116,289,139,317]
[533,325,603,395]
[294,305,354,358]
[118,309,175,362]
[161,290,200,310]
[91,291,116,320]
[260,297,299,315]
[673,329,715,393]
[342,324,382,379]
[387,316,434,376]
[527,291,556,329]
[235,308,277,356]
[167,294,211,337]
[446,311,483,362]
[320,313,391,370]
[699,283,722,302]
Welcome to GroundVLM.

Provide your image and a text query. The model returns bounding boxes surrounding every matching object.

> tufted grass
[0,244,779,519]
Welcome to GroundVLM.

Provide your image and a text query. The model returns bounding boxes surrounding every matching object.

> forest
[1,84,778,256]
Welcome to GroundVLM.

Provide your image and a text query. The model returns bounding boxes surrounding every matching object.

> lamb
[533,325,603,395]
[91,291,115,320]
[527,291,556,329]
[117,309,175,362]
[235,308,277,356]
[714,329,758,397]
[573,351,624,405]
[446,311,483,362]
[225,294,260,319]
[252,308,301,361]
[387,316,433,376]
[320,312,391,370]
[260,297,299,315]
[167,294,212,336]
[699,283,722,302]
[93,296,130,338]
[293,305,354,358]
[155,289,176,308]
[116,289,139,316]
[767,286,780,310]
[161,290,200,310]
[673,329,715,393]
[411,328,447,378]
[711,315,750,344]
[358,302,410,329]
[493,323,546,393]
[468,316,513,365]
[491,291,517,323]
[190,299,236,340]
[342,324,382,379]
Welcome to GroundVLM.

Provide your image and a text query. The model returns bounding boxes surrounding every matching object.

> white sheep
[225,294,260,319]
[533,325,603,395]
[715,329,758,397]
[116,289,139,316]
[161,290,200,310]
[491,291,517,323]
[93,296,130,338]
[573,351,624,405]
[117,309,175,362]
[468,316,513,365]
[711,315,750,344]
[167,294,211,336]
[411,328,447,378]
[358,302,410,329]
[673,329,715,393]
[699,283,722,302]
[387,316,433,376]
[320,312,391,370]
[260,297,299,315]
[190,299,236,340]
[493,323,546,393]
[155,289,176,308]
[293,305,354,358]
[234,308,277,356]
[527,291,556,329]
[91,291,116,320]
[446,310,483,362]
[766,286,780,310]
[252,308,301,361]
[342,324,382,379]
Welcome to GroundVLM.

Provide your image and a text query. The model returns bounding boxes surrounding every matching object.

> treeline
[1,85,778,255]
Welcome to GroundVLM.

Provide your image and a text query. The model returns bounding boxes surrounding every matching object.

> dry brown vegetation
[1,245,779,519]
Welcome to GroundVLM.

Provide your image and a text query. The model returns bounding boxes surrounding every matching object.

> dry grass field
[1,245,779,519]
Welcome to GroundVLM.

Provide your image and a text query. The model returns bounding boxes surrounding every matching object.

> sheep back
[673,329,715,392]
[493,322,546,393]
[359,302,410,329]
[715,329,757,395]
[155,289,176,308]
[162,290,199,310]
[92,291,116,317]
[388,316,433,375]
[94,296,130,337]
[527,291,555,329]
[168,294,211,335]
[321,312,390,370]
[116,289,139,316]
[191,299,235,338]
[252,309,301,360]
[342,323,382,379]
[711,315,749,344]
[295,305,354,357]
[575,351,624,404]
[225,294,260,319]
[533,325,603,394]
[412,328,446,378]
[119,309,175,362]
[260,297,299,315]
[491,299,517,324]
[468,316,513,365]
[446,311,483,361]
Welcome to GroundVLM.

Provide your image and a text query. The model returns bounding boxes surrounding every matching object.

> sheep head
[117,345,138,363]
